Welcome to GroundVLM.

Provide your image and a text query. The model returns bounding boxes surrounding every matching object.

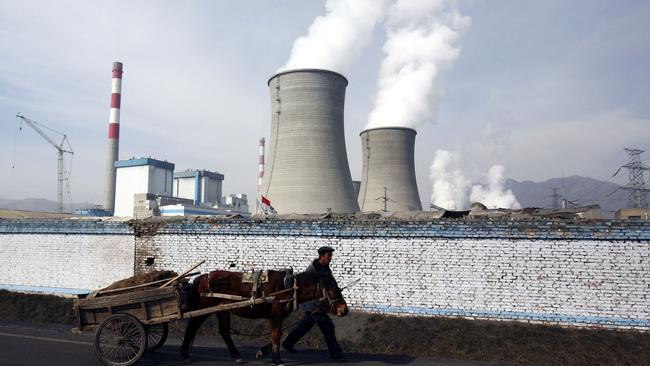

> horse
[180,268,348,365]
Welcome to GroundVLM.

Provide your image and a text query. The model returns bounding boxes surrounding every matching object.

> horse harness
[200,269,339,312]
[201,270,298,310]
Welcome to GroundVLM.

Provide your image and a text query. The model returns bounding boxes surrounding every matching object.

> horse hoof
[255,350,263,359]
[235,358,246,364]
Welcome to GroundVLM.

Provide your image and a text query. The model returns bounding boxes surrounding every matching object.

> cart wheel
[145,323,168,352]
[94,313,146,366]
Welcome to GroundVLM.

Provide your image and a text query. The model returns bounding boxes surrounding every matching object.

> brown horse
[180,268,348,365]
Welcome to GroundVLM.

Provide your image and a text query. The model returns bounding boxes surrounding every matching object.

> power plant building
[113,158,175,217]
[259,69,359,214]
[358,127,422,212]
[173,169,224,206]
[351,180,361,199]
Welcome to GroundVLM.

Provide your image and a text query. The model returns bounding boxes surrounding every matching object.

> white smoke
[470,165,521,209]
[429,150,469,210]
[280,0,388,74]
[430,150,521,210]
[366,0,470,130]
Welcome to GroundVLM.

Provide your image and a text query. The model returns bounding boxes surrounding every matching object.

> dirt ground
[0,209,73,219]
[1,290,648,366]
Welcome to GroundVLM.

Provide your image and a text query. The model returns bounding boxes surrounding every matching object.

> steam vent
[358,127,422,212]
[259,69,359,214]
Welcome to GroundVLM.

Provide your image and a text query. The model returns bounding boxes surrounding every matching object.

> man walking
[257,246,347,362]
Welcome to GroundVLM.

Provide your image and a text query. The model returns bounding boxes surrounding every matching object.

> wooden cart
[73,263,280,365]
[74,286,180,365]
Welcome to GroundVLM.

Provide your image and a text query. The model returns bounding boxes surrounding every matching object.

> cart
[73,261,281,366]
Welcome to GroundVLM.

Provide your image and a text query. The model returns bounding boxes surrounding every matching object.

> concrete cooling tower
[358,127,422,212]
[259,69,359,213]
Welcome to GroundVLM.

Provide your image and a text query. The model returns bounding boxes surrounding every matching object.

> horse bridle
[281,272,344,313]
[316,279,344,312]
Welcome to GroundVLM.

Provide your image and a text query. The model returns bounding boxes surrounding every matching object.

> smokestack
[358,127,422,212]
[104,61,123,213]
[258,137,265,188]
[260,69,359,213]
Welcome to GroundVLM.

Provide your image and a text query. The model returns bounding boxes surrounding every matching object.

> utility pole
[15,114,74,213]
[620,148,649,208]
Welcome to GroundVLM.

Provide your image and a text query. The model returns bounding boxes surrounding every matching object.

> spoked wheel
[145,323,168,352]
[94,313,147,366]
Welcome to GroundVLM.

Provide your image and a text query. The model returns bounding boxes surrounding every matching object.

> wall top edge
[0,216,648,240]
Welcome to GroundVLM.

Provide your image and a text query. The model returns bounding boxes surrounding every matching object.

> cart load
[73,261,204,366]
[99,270,179,293]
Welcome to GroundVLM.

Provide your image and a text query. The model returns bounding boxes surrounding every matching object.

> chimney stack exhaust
[103,61,123,213]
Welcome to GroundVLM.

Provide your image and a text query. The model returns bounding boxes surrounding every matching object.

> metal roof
[114,158,175,171]
[173,169,224,180]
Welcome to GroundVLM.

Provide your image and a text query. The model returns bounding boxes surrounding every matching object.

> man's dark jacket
[301,259,338,313]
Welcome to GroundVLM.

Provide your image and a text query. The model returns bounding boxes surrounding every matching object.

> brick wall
[1,217,648,329]
[0,219,134,294]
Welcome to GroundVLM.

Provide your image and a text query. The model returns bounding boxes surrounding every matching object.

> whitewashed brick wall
[0,233,134,293]
[139,234,649,330]
[1,218,648,330]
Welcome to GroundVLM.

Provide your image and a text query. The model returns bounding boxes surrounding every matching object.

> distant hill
[505,175,627,217]
[0,176,630,218]
[0,198,99,213]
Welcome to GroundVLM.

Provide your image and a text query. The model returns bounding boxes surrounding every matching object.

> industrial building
[173,169,224,206]
[113,158,175,217]
[358,127,422,212]
[351,180,361,199]
[222,193,249,213]
[616,208,650,220]
[259,69,359,214]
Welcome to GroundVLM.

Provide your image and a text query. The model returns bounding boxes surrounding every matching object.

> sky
[1,0,649,208]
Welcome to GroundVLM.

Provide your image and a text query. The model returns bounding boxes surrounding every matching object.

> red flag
[261,195,271,206]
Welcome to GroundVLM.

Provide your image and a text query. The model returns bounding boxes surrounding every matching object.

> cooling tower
[358,127,422,212]
[260,69,359,213]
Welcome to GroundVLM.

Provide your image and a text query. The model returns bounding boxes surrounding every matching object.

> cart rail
[74,286,180,331]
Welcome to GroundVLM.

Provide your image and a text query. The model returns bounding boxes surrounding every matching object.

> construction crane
[15,113,74,213]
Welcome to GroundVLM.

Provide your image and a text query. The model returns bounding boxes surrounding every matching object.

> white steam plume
[280,0,388,74]
[430,150,521,210]
[366,0,470,130]
[429,150,469,210]
[470,165,521,209]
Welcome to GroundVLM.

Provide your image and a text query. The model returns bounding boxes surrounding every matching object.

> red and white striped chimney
[104,61,123,213]
[258,137,265,188]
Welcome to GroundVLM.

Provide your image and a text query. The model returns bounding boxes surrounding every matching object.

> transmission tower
[549,187,560,209]
[620,148,649,208]
[375,187,395,212]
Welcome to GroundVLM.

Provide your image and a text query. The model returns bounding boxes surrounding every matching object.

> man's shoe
[332,354,348,362]
[282,342,297,354]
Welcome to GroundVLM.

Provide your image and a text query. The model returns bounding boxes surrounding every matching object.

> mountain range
[505,175,627,217]
[0,175,630,217]
[0,198,97,214]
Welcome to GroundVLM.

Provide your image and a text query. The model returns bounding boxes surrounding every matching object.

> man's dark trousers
[284,311,343,359]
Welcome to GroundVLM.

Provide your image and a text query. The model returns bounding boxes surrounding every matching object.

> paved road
[0,321,507,366]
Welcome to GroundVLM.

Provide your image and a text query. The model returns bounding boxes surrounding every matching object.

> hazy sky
[1,0,648,207]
